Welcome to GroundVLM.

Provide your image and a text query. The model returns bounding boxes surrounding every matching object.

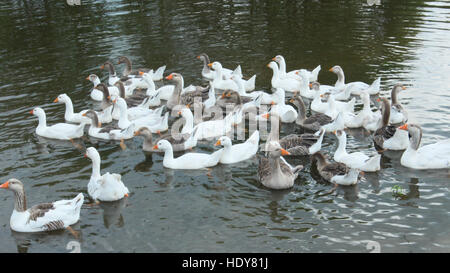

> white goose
[214,131,260,164]
[0,178,83,234]
[259,88,297,123]
[345,91,381,129]
[310,83,355,114]
[333,130,381,172]
[85,147,129,202]
[192,110,237,140]
[330,168,362,186]
[197,53,242,80]
[30,107,86,140]
[53,93,113,124]
[272,55,321,82]
[82,110,134,140]
[399,124,450,169]
[209,62,256,92]
[389,84,408,124]
[154,140,223,169]
[100,61,121,86]
[267,61,301,93]
[231,74,280,105]
[86,74,120,101]
[329,65,381,95]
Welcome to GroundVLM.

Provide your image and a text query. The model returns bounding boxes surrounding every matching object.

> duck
[214,131,259,164]
[197,53,241,80]
[100,61,121,86]
[295,69,319,99]
[333,130,381,172]
[373,97,409,152]
[311,152,351,183]
[86,74,104,101]
[30,107,86,140]
[310,82,355,114]
[114,97,169,133]
[329,65,381,95]
[267,61,301,93]
[389,84,408,124]
[117,56,165,81]
[209,62,256,92]
[330,168,363,186]
[85,147,129,202]
[153,139,223,169]
[344,91,381,129]
[0,178,84,234]
[257,141,303,189]
[272,55,321,82]
[165,73,209,110]
[289,95,332,132]
[399,124,450,169]
[53,93,91,124]
[259,88,298,123]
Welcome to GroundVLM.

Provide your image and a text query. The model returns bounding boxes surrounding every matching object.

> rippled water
[0,0,449,253]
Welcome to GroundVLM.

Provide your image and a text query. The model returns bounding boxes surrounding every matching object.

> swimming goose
[209,62,256,92]
[85,147,129,202]
[197,53,242,80]
[30,107,86,140]
[389,84,408,124]
[295,70,318,99]
[214,131,259,164]
[373,98,409,152]
[100,61,121,86]
[153,139,222,169]
[333,130,381,172]
[258,141,303,189]
[344,91,381,129]
[192,110,237,140]
[82,110,134,140]
[0,178,84,233]
[165,73,209,110]
[231,74,279,105]
[117,56,165,81]
[318,112,346,134]
[86,74,104,101]
[267,62,301,93]
[259,88,297,123]
[289,95,332,132]
[330,168,362,186]
[272,55,321,82]
[53,94,91,124]
[399,124,450,169]
[320,93,356,121]
[329,65,381,95]
[311,152,350,182]
[310,82,355,113]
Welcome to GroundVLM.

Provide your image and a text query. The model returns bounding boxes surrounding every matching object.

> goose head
[399,123,422,150]
[84,147,101,162]
[152,139,171,151]
[165,73,183,84]
[95,83,111,100]
[208,61,223,71]
[309,82,321,91]
[197,53,210,63]
[0,178,24,193]
[82,110,101,127]
[117,56,131,65]
[271,55,284,63]
[328,65,343,74]
[215,136,232,147]
[333,129,346,142]
[266,141,290,157]
[53,93,70,104]
[134,127,153,139]
[391,83,406,104]
[376,97,391,126]
[86,74,101,86]
[30,107,45,118]
[100,61,116,75]
[266,61,278,71]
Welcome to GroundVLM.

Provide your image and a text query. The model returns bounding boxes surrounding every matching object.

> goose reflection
[99,198,128,228]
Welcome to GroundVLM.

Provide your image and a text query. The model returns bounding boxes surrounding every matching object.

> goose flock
[2,54,450,236]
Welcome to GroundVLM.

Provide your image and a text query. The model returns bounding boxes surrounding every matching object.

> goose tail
[310,65,321,82]
[361,154,381,172]
[244,75,256,91]
[153,65,166,81]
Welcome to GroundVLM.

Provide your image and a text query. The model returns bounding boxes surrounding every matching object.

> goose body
[344,91,381,129]
[231,75,279,105]
[389,84,408,124]
[311,152,350,183]
[197,53,242,80]
[330,168,361,186]
[329,65,380,95]
[333,130,381,172]
[267,62,301,93]
[154,140,222,169]
[31,107,85,140]
[399,124,450,169]
[215,131,259,164]
[209,62,256,92]
[85,147,129,201]
[272,55,321,83]
[290,96,333,132]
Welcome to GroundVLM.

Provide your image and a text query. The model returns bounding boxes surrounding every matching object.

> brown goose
[165,73,209,110]
[258,141,303,189]
[389,83,408,124]
[373,97,409,153]
[117,56,166,81]
[311,152,350,182]
[0,178,83,234]
[289,95,332,132]
[100,61,121,86]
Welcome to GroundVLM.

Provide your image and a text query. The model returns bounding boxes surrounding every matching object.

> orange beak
[266,63,270,68]
[221,92,226,99]
[295,71,299,75]
[309,83,312,88]
[124,193,129,197]
[84,153,87,158]
[332,130,337,134]
[262,113,270,119]
[207,63,213,67]
[197,56,200,59]
[270,101,276,105]
[139,71,145,76]
[398,124,408,130]
[402,86,406,90]
[280,148,290,156]
[53,98,59,103]
[165,74,174,80]
[177,111,182,115]
[107,95,111,100]
[376,98,381,102]
[29,110,33,115]
[214,140,221,146]
[85,76,90,81]
[113,98,117,104]
[153,144,159,150]
[82,113,87,117]
[0,181,9,189]
[320,94,324,98]
[289,98,294,103]
[133,131,140,136]
[328,68,333,72]
[100,65,104,70]
[271,57,276,61]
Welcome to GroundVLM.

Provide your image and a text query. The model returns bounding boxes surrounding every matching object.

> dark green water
[0,0,449,252]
